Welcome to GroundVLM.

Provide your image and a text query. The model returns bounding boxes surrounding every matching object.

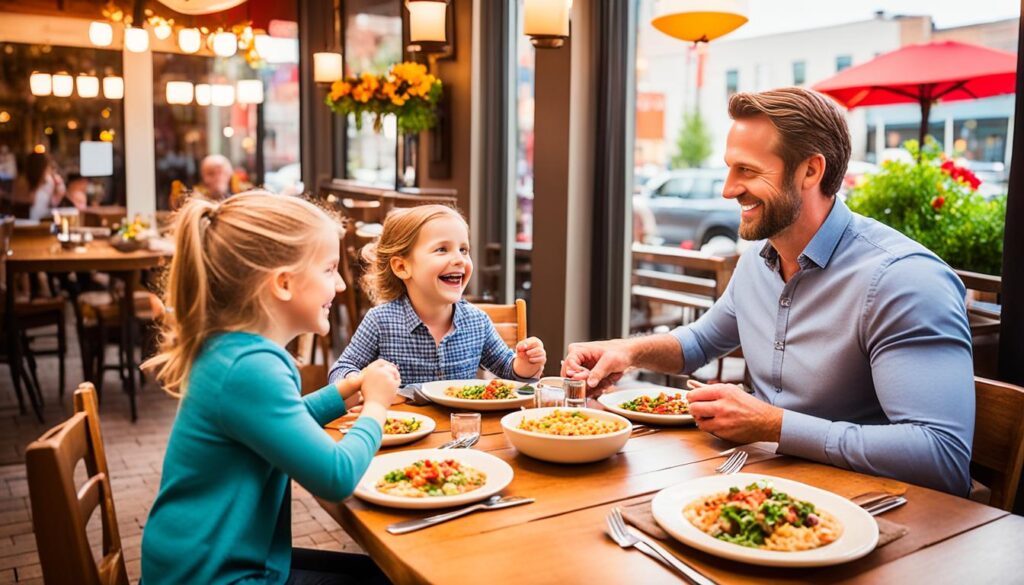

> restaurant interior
[1,0,1023,583]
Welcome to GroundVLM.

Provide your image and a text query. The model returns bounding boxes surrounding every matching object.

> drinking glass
[450,412,481,442]
[563,378,587,409]
[534,377,565,408]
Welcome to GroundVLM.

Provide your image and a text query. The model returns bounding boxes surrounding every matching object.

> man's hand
[687,384,783,444]
[561,339,634,394]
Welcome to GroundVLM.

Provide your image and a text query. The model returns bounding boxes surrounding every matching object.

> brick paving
[0,320,360,583]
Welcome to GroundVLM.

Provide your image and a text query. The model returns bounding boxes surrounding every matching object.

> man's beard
[738,176,802,241]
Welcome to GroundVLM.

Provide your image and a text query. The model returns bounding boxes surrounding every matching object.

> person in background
[198,154,235,201]
[57,173,89,210]
[22,153,65,220]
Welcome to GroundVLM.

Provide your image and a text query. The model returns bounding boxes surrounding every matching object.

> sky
[730,0,1021,39]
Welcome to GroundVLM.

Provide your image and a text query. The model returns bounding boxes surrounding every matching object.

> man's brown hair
[728,87,851,196]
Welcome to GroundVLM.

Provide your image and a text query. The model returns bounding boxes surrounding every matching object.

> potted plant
[846,138,1006,276]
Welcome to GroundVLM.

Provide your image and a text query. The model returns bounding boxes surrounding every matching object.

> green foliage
[846,138,1006,275]
[671,109,713,169]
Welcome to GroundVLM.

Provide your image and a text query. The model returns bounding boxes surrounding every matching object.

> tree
[671,110,712,169]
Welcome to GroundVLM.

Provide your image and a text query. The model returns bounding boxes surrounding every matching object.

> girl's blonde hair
[144,191,340,397]
[361,204,467,304]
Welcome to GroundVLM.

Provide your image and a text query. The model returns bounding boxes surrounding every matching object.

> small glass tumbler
[563,378,587,409]
[450,412,481,441]
[535,377,566,408]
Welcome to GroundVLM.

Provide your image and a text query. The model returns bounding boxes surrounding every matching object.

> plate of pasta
[597,386,694,426]
[651,473,878,567]
[420,379,533,411]
[354,449,514,509]
[380,411,436,447]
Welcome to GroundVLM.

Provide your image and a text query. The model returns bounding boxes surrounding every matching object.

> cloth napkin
[620,499,908,548]
[397,384,432,406]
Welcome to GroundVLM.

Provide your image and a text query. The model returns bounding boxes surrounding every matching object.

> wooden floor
[0,319,361,584]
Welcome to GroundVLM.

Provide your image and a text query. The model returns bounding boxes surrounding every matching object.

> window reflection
[344,0,402,187]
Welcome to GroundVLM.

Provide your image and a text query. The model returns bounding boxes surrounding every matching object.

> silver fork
[715,450,748,474]
[606,508,718,585]
[438,436,471,449]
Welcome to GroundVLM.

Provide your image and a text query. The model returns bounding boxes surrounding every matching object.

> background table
[317,399,1010,584]
[7,233,170,421]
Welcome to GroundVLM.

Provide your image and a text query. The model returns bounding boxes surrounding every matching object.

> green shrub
[846,138,1006,275]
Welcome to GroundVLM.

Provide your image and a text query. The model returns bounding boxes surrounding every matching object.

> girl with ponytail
[141,192,396,584]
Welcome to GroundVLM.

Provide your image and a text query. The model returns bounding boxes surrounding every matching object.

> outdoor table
[6,232,171,421]
[316,398,1011,584]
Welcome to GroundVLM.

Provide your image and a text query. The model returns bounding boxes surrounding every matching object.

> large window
[0,42,126,212]
[792,60,806,85]
[836,55,852,72]
[725,69,739,96]
[343,0,403,187]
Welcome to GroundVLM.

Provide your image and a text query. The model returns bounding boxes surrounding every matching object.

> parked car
[635,168,737,249]
[962,160,1008,200]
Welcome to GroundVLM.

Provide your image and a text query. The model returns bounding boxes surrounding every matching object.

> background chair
[475,299,527,350]
[25,383,128,585]
[970,376,1024,511]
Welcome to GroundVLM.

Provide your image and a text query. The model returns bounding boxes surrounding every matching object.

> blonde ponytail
[143,191,341,397]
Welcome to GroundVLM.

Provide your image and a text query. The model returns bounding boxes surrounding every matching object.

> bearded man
[564,87,974,496]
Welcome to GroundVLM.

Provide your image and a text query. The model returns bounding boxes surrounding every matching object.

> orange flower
[329,80,351,101]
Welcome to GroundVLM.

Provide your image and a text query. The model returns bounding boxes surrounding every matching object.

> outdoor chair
[970,376,1024,511]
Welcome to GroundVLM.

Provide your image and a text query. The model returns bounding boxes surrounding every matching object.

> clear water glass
[563,378,587,409]
[534,378,565,408]
[450,412,481,441]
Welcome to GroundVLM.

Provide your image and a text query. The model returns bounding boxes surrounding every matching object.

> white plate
[651,473,879,567]
[353,448,514,509]
[380,411,436,447]
[419,379,533,411]
[598,387,694,425]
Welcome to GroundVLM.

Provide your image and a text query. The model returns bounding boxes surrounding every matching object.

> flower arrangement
[846,138,1006,275]
[110,215,151,252]
[324,62,442,134]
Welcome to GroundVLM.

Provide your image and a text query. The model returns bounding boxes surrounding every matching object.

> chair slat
[972,377,1024,511]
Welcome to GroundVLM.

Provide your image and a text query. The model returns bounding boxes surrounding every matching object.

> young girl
[140,192,398,585]
[329,205,545,389]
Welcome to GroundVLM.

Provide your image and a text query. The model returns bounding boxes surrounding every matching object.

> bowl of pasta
[353,449,514,509]
[500,407,632,464]
[651,473,879,567]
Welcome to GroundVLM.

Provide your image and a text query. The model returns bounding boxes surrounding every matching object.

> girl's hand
[513,337,546,378]
[360,360,401,406]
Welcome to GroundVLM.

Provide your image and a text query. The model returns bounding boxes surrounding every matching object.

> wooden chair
[25,383,128,585]
[475,299,528,350]
[291,333,333,396]
[956,269,1001,378]
[970,377,1024,511]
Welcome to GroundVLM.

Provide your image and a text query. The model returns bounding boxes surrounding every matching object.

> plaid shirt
[329,296,525,386]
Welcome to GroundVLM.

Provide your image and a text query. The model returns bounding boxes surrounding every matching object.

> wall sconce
[407,0,448,53]
[212,31,238,57]
[125,26,150,52]
[30,72,52,96]
[651,0,749,44]
[52,72,74,97]
[236,79,264,104]
[166,81,195,104]
[77,74,100,98]
[178,28,202,54]
[89,21,113,47]
[103,76,125,99]
[313,52,343,83]
[524,0,570,49]
[195,83,212,106]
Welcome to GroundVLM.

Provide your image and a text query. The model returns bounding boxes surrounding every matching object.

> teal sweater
[140,332,382,584]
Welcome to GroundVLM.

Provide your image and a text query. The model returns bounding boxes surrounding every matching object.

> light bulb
[166,81,194,105]
[125,26,150,52]
[178,28,201,54]
[313,52,343,83]
[103,76,124,99]
[89,21,113,47]
[30,72,52,96]
[76,74,99,98]
[195,84,212,106]
[153,21,172,40]
[52,72,73,97]
[211,84,235,106]
[236,79,264,104]
[212,31,237,57]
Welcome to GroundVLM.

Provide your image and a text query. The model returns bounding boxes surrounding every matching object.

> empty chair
[25,383,128,585]
[971,376,1024,511]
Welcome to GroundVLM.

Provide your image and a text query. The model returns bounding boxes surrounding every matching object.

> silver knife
[386,496,534,535]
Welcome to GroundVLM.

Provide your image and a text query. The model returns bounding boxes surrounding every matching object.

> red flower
[931,196,945,210]
[940,160,981,190]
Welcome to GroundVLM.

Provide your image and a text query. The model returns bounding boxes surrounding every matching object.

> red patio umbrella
[813,41,1017,157]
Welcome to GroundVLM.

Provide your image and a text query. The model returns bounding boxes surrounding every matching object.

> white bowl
[500,407,632,464]
[420,379,533,411]
[380,411,436,447]
[354,448,514,510]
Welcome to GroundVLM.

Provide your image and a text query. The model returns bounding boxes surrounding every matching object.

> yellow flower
[391,95,407,106]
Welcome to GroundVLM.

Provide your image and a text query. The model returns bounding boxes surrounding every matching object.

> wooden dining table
[316,397,1016,584]
[6,231,171,421]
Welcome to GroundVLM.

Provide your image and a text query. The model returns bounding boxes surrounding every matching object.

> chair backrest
[475,299,527,349]
[25,383,128,585]
[291,333,333,396]
[972,376,1024,511]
